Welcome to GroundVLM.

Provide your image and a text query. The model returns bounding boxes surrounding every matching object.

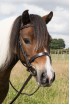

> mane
[10,16,21,55]
[30,14,50,50]
[0,16,19,69]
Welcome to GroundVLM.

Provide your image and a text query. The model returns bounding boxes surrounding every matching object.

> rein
[9,24,51,104]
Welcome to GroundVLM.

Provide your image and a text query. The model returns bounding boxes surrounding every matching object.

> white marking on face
[0,16,17,68]
[33,49,54,84]
[45,56,54,80]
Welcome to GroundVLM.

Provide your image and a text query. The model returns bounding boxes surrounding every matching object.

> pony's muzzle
[40,72,55,87]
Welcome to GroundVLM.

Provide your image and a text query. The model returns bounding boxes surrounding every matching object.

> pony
[0,10,55,103]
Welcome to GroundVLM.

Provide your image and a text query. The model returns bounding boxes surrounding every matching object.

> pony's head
[15,10,55,87]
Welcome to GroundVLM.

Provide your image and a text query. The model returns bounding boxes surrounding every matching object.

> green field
[3,54,69,104]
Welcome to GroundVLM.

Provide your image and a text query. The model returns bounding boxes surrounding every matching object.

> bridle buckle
[27,66,37,76]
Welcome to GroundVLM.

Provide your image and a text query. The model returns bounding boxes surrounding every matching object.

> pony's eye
[23,38,31,44]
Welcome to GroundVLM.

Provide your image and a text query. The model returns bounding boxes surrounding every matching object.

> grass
[3,54,69,104]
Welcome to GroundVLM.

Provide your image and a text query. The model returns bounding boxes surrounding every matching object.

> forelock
[30,14,49,50]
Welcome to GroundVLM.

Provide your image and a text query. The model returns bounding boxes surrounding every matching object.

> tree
[50,38,65,49]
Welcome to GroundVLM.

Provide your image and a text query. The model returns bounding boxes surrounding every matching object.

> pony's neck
[0,16,17,69]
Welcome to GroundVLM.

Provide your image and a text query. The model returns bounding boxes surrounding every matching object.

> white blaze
[34,49,54,84]
[45,56,53,80]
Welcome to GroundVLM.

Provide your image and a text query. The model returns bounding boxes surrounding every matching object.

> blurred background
[0,0,69,104]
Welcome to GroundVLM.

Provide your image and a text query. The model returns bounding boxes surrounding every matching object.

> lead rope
[9,74,32,104]
[9,80,40,96]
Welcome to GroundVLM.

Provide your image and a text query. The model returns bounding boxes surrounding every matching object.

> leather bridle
[9,24,51,104]
[19,24,51,76]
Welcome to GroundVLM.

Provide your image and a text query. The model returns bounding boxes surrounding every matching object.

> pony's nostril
[41,72,50,84]
[53,72,55,81]
[41,72,46,78]
[40,72,55,86]
[51,72,55,82]
[41,72,47,84]
[41,73,44,78]
[46,78,49,84]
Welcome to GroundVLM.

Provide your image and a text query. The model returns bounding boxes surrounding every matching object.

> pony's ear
[42,11,53,24]
[21,10,31,25]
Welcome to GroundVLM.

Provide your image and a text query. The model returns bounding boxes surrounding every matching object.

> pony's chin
[37,82,52,87]
[41,84,52,87]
